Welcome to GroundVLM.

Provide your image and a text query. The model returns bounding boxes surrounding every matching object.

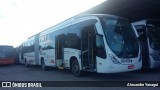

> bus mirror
[134,25,145,41]
[134,25,145,32]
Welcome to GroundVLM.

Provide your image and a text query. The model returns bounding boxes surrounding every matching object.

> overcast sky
[0,0,105,47]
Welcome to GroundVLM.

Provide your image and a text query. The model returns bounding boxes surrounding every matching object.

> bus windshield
[147,20,160,50]
[0,46,14,58]
[101,17,139,58]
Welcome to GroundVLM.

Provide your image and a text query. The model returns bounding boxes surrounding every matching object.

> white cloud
[0,0,105,47]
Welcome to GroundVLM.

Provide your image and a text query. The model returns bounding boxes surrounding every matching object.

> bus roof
[0,45,14,48]
[26,14,124,40]
[39,14,118,36]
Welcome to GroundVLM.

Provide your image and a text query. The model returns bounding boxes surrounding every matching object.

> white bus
[19,14,142,76]
[19,34,39,66]
[132,19,160,69]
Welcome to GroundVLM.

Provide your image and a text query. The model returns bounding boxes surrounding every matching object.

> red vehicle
[0,45,15,65]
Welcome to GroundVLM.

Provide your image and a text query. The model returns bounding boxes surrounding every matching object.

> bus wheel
[41,59,47,71]
[71,59,83,77]
[25,59,29,67]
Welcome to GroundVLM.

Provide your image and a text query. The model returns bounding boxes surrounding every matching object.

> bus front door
[81,25,96,72]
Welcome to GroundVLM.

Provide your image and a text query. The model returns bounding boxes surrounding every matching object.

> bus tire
[71,59,83,77]
[25,59,29,67]
[41,59,47,71]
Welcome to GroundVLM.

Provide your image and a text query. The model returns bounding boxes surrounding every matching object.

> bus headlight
[108,53,121,64]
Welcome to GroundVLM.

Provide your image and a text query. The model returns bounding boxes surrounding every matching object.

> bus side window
[96,34,106,59]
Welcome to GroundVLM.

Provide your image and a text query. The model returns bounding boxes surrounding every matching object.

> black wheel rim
[42,61,45,70]
[72,61,79,74]
[25,60,27,66]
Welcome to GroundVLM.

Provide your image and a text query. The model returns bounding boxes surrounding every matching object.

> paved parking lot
[0,65,160,90]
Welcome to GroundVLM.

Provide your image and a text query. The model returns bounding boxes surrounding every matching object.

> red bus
[0,45,15,65]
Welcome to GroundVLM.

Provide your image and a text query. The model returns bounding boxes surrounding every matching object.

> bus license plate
[128,65,134,69]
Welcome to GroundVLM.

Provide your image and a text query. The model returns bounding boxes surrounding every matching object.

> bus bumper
[97,62,142,73]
